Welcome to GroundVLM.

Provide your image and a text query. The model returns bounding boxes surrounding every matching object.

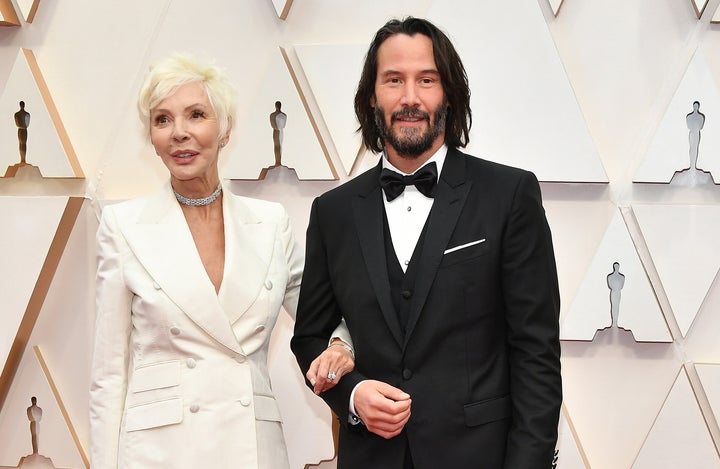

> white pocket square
[444,238,486,255]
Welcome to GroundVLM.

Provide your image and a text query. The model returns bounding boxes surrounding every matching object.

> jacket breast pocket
[125,397,183,432]
[440,238,490,268]
[464,394,511,427]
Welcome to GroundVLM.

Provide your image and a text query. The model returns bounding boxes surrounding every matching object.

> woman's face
[150,82,227,184]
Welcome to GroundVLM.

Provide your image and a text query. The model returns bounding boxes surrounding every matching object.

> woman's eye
[154,115,169,124]
[191,111,204,119]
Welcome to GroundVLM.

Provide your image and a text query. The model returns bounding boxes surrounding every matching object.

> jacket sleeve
[501,172,562,468]
[89,206,132,469]
[280,203,352,347]
[291,198,363,421]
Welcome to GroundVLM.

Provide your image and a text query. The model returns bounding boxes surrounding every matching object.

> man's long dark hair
[354,17,472,154]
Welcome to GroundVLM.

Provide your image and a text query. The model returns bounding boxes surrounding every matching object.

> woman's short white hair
[137,54,236,140]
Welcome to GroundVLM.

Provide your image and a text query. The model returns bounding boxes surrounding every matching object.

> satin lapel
[352,166,404,347]
[404,150,471,346]
[219,191,273,325]
[121,183,243,355]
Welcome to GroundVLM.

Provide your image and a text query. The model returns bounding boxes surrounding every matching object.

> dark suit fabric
[292,148,562,469]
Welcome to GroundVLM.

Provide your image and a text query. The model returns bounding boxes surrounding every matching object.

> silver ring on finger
[327,371,337,380]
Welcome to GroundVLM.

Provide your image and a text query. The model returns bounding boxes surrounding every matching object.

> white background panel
[0,50,73,177]
[632,367,720,468]
[225,49,334,180]
[0,350,84,468]
[633,204,720,337]
[561,210,670,342]
[556,408,586,468]
[0,197,67,374]
[562,336,680,468]
[634,50,720,183]
[428,0,607,182]
[295,43,367,175]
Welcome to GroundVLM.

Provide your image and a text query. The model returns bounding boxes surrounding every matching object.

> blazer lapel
[352,164,405,347]
[122,183,243,355]
[404,149,471,344]
[219,189,274,325]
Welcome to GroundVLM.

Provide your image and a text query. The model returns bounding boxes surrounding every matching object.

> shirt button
[402,369,412,380]
[189,404,199,413]
[235,355,246,364]
[264,279,273,290]
[240,397,251,407]
[407,206,412,212]
[401,290,412,299]
[404,260,410,266]
[186,358,197,369]
[152,282,161,290]
[170,327,181,336]
[254,324,266,333]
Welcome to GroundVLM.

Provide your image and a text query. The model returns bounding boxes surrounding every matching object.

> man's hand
[306,342,355,394]
[354,380,411,439]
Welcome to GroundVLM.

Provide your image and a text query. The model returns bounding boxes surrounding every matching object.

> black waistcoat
[382,209,429,335]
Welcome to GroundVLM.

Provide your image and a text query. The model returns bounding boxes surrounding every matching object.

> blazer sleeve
[89,206,133,469]
[501,171,562,468]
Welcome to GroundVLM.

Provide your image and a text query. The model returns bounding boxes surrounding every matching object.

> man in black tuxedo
[292,17,561,469]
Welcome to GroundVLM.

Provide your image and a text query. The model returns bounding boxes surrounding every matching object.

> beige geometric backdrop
[3,1,720,468]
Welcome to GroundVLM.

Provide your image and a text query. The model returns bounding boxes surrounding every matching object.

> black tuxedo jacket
[292,148,561,469]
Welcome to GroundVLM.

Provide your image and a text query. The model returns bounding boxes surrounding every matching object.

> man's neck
[385,140,445,174]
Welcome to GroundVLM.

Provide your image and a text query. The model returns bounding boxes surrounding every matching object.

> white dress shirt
[349,144,448,416]
[382,145,448,271]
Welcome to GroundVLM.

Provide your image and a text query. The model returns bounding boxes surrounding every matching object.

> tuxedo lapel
[121,183,243,355]
[352,164,404,347]
[404,150,471,344]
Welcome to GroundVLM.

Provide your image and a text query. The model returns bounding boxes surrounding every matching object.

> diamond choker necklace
[173,183,222,206]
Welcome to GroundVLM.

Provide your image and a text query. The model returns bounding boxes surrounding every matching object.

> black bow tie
[379,162,438,202]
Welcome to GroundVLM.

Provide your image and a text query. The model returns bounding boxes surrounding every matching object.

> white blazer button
[189,404,199,413]
[264,280,273,290]
[254,324,266,333]
[235,355,246,364]
[186,358,197,369]
[240,397,251,407]
[170,327,181,335]
[153,282,161,290]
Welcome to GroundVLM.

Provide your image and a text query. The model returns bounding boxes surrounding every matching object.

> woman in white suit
[89,55,354,469]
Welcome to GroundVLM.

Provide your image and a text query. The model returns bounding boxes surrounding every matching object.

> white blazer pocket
[125,397,183,432]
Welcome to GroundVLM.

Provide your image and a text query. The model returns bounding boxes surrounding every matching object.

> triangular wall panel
[295,43,367,175]
[0,347,84,468]
[0,197,69,378]
[0,0,19,26]
[561,209,670,342]
[224,48,336,180]
[0,49,82,178]
[632,367,720,468]
[633,204,720,337]
[634,50,720,183]
[428,0,607,182]
[548,0,564,16]
[556,407,587,468]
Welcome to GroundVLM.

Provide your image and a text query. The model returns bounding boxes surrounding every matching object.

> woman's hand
[306,340,355,395]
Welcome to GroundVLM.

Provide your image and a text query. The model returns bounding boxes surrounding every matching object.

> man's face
[373,33,447,160]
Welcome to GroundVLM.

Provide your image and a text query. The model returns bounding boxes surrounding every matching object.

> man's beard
[374,102,447,158]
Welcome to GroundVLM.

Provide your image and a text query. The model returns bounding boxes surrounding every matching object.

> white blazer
[89,183,341,469]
